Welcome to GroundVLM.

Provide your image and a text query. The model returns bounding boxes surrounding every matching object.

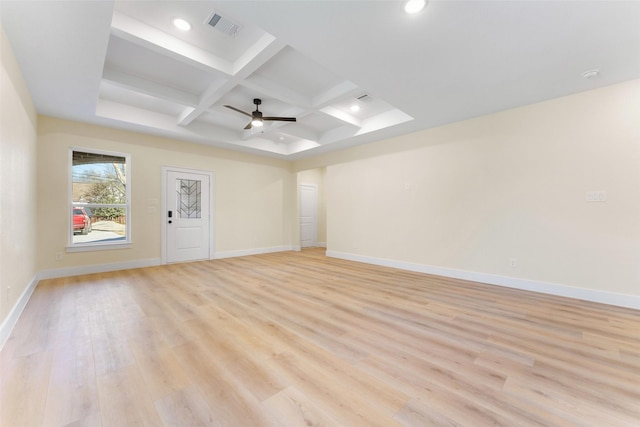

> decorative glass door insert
[176,179,201,219]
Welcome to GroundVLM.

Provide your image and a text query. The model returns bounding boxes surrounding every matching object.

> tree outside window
[71,149,130,246]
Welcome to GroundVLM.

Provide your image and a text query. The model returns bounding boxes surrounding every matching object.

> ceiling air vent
[206,12,240,37]
[356,93,374,103]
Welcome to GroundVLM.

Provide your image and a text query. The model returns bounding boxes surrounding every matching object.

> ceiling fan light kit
[251,116,264,127]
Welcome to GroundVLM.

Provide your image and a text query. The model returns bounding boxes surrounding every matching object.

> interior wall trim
[0,274,38,351]
[327,250,640,310]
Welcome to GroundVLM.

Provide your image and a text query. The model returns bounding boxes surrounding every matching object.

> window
[69,148,131,250]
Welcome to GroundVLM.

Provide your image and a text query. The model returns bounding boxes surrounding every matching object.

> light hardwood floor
[1,248,639,426]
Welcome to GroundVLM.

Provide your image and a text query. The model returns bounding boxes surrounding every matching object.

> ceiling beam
[176,36,287,127]
[96,99,242,144]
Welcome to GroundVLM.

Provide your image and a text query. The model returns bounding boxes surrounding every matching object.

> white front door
[165,169,211,263]
[300,184,318,248]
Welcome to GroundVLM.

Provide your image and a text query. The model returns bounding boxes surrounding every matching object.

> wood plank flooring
[1,248,639,426]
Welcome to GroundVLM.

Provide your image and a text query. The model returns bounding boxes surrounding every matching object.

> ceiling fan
[224,98,296,130]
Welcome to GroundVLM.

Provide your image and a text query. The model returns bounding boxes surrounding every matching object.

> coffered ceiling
[2,1,639,159]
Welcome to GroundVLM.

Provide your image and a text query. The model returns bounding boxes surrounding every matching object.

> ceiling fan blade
[263,117,296,122]
[224,105,252,117]
[244,121,253,130]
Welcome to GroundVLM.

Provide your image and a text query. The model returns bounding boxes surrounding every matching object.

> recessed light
[582,69,599,79]
[172,18,191,31]
[404,0,426,14]
[350,104,361,112]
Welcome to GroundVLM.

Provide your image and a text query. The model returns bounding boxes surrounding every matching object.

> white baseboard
[327,250,640,310]
[38,258,162,280]
[0,274,38,351]
[215,245,298,259]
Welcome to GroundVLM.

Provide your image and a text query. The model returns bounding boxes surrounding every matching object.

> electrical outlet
[509,258,517,268]
[55,252,63,261]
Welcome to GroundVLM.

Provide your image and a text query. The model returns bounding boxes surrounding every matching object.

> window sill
[66,242,132,253]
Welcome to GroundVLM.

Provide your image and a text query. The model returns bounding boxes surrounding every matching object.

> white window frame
[67,147,132,252]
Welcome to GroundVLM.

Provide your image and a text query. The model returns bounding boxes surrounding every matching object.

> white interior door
[166,170,211,263]
[300,184,318,248]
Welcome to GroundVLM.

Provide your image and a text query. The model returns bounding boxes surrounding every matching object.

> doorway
[163,167,213,263]
[300,184,318,248]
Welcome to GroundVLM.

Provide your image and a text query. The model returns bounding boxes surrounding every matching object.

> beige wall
[0,24,38,327]
[297,79,640,298]
[36,117,296,271]
[297,168,327,246]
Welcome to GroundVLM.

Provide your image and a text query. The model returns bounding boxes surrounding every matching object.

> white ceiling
[2,1,639,160]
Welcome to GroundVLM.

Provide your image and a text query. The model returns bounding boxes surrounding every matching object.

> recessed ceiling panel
[251,46,345,98]
[104,36,217,95]
[301,111,354,133]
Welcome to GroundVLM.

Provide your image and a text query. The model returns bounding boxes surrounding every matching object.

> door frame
[161,166,215,264]
[299,183,318,248]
